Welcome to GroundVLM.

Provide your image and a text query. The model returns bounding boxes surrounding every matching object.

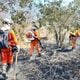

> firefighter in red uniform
[26,26,41,60]
[0,18,20,78]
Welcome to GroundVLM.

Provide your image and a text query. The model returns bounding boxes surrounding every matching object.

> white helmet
[31,26,37,30]
[1,25,11,31]
[3,17,13,24]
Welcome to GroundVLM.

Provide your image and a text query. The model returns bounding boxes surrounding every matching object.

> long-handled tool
[13,52,18,80]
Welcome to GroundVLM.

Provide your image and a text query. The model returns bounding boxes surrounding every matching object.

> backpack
[0,30,9,49]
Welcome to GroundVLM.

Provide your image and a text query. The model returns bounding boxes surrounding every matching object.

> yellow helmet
[70,30,76,36]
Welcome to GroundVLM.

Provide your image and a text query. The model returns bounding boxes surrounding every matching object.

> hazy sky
[62,0,74,5]
[34,0,74,5]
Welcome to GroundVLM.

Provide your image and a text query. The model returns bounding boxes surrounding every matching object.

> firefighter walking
[0,18,20,79]
[69,29,80,50]
[26,26,41,60]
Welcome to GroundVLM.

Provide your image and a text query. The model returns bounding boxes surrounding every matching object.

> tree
[0,0,34,47]
[11,11,26,24]
[38,0,79,48]
[74,0,80,27]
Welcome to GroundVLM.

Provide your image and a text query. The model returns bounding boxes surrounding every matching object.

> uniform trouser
[69,37,77,48]
[1,48,13,73]
[29,39,41,56]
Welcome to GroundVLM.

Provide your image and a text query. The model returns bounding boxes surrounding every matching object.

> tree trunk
[59,31,67,48]
[53,27,59,48]
[54,26,67,48]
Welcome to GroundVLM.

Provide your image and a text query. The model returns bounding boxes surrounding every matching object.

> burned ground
[0,40,80,80]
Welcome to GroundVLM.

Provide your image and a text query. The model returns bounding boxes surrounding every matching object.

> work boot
[6,64,12,73]
[71,47,75,50]
[41,52,45,56]
[2,73,8,79]
[2,64,8,79]
[36,53,41,57]
[29,56,34,61]
[2,64,7,74]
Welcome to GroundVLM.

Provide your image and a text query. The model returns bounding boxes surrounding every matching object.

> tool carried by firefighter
[13,48,20,80]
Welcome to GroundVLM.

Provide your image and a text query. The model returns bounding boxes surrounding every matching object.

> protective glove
[16,45,20,52]
[12,45,20,53]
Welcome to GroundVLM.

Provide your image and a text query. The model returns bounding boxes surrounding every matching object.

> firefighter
[69,30,77,50]
[0,18,20,78]
[26,26,41,60]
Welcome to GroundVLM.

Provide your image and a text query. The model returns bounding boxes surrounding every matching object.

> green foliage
[38,0,78,48]
[40,1,76,25]
[11,11,26,24]
[19,0,32,7]
[74,0,80,7]
[0,2,7,12]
